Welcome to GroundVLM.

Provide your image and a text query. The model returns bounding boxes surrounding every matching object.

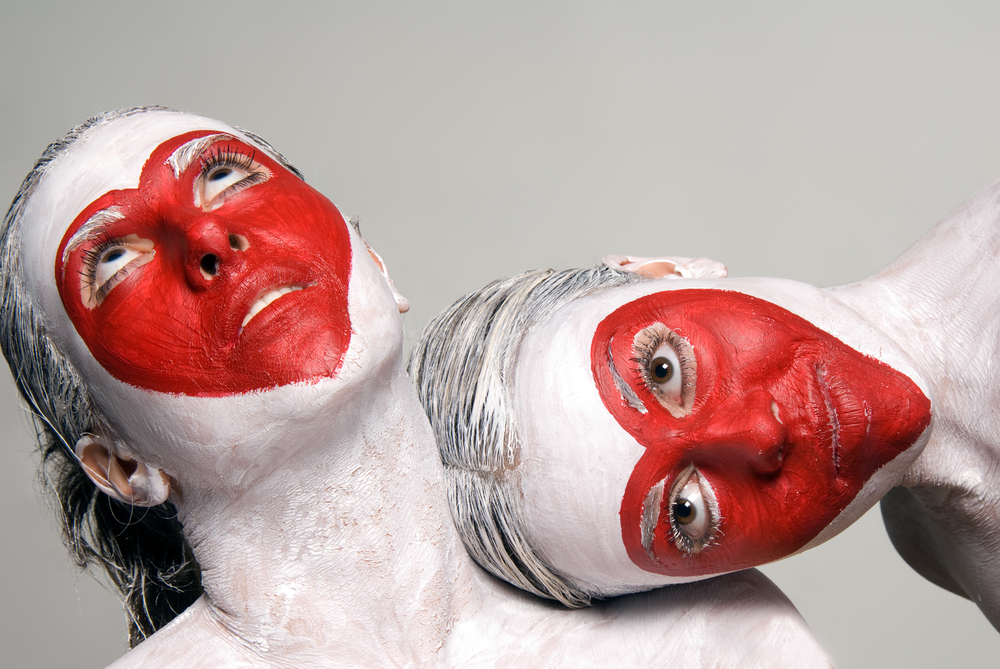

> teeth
[242,285,305,328]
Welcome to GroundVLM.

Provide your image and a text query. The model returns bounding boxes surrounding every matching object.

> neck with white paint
[172,358,479,666]
[829,180,1000,472]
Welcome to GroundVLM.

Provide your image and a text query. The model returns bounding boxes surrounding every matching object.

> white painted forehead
[539,275,876,344]
[18,110,256,326]
[536,275,928,399]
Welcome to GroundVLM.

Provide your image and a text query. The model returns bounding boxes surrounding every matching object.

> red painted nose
[182,216,244,289]
[697,389,789,474]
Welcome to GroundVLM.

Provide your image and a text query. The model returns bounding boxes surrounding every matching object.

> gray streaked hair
[409,266,644,606]
[0,106,301,646]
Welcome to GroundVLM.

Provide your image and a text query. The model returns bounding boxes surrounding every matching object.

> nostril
[228,234,249,251]
[200,254,219,278]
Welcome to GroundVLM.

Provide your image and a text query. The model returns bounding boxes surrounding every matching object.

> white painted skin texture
[514,178,1000,633]
[832,179,1000,632]
[516,273,932,595]
[17,111,832,668]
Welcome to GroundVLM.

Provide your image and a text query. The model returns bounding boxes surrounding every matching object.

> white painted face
[515,277,932,593]
[18,109,405,491]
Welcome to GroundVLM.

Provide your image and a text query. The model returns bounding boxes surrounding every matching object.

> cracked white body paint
[516,274,931,594]
[833,179,1000,632]
[516,178,1000,633]
[17,110,832,668]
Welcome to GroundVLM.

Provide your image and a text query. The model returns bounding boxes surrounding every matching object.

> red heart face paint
[591,290,931,577]
[55,131,353,396]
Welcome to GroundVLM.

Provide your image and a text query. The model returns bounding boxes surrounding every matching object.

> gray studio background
[2,2,999,667]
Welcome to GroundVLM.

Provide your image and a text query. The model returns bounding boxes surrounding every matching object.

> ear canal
[74,434,171,507]
[125,460,171,507]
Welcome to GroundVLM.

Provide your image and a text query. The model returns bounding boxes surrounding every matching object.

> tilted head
[11,106,406,487]
[1,106,407,639]
[411,263,932,603]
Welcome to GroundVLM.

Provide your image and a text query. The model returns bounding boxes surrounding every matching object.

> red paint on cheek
[55,131,353,396]
[591,290,931,576]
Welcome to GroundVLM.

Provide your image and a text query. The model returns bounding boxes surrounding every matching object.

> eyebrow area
[608,338,647,414]
[640,478,666,562]
[62,206,126,264]
[166,133,230,178]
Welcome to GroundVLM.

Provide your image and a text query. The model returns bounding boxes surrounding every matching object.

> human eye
[80,234,155,308]
[194,146,270,211]
[667,465,718,554]
[633,324,696,417]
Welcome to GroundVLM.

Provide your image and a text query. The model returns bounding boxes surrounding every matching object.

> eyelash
[199,148,268,201]
[669,515,720,557]
[632,327,695,399]
[667,471,721,556]
[80,234,130,301]
[201,146,256,174]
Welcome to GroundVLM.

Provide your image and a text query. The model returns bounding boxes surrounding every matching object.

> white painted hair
[409,266,644,606]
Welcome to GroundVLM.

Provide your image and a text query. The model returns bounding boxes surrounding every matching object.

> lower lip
[241,285,307,330]
[237,287,310,340]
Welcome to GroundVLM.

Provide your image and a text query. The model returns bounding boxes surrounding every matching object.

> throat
[172,374,471,663]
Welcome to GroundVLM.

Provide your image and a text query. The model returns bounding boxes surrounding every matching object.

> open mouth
[815,363,842,474]
[241,284,307,329]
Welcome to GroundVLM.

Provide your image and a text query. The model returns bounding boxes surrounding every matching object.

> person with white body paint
[410,185,1000,631]
[1,107,832,668]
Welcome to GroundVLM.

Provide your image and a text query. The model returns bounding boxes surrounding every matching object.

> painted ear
[603,255,728,280]
[364,241,410,313]
[74,434,171,507]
